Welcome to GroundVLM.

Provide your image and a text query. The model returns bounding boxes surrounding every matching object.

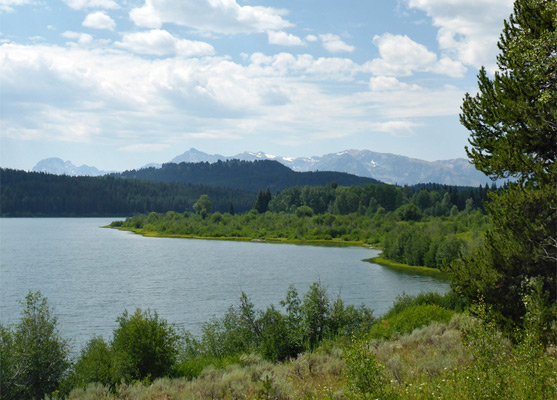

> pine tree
[453,0,556,332]
[253,187,272,213]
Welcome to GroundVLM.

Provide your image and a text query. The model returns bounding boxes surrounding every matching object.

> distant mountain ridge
[32,148,494,186]
[172,148,493,186]
[32,157,108,177]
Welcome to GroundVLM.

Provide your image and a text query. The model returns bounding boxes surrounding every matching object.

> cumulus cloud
[130,0,292,34]
[0,41,467,152]
[63,0,119,10]
[374,120,417,136]
[367,33,465,77]
[82,11,116,30]
[115,29,214,57]
[267,31,304,46]
[62,31,93,45]
[248,52,361,82]
[369,76,416,91]
[405,0,513,70]
[0,0,32,13]
[319,34,355,53]
[358,80,465,119]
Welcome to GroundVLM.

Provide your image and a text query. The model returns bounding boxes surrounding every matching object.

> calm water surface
[0,218,448,351]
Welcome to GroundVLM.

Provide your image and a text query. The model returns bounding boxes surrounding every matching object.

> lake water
[0,218,448,351]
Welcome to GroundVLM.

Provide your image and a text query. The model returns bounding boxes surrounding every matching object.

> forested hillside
[113,159,382,192]
[0,169,255,216]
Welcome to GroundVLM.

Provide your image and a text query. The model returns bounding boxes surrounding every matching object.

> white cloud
[305,34,318,42]
[0,0,32,13]
[319,34,355,53]
[115,30,215,57]
[248,52,361,82]
[62,31,93,45]
[82,11,116,30]
[119,143,170,152]
[406,0,513,70]
[358,81,465,119]
[130,0,292,34]
[374,120,417,136]
[369,33,436,76]
[0,42,467,153]
[0,0,35,14]
[369,76,416,91]
[63,0,119,10]
[367,33,465,77]
[267,31,304,47]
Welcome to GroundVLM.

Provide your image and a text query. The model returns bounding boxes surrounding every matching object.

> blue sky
[1,0,513,171]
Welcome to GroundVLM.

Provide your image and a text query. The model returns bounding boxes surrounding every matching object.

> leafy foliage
[455,0,556,332]
[369,304,454,340]
[179,283,375,369]
[0,291,70,400]
[111,309,179,383]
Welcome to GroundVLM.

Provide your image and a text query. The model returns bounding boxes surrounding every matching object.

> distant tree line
[267,182,491,216]
[113,159,381,192]
[0,169,255,216]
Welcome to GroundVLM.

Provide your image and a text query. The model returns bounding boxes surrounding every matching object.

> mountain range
[32,158,108,177]
[171,148,492,186]
[32,149,494,186]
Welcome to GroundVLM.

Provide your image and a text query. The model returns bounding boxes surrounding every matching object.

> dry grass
[66,314,556,400]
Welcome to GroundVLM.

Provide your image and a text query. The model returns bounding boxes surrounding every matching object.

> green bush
[111,309,179,383]
[343,337,393,399]
[370,304,454,340]
[71,336,113,388]
[382,290,468,320]
[1,291,70,400]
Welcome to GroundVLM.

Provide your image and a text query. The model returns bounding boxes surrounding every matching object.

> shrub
[370,304,454,340]
[296,205,314,217]
[111,309,179,383]
[1,291,70,400]
[71,336,113,388]
[343,337,392,399]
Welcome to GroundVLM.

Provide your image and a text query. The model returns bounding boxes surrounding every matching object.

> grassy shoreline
[365,256,448,279]
[106,225,371,247]
[107,225,446,278]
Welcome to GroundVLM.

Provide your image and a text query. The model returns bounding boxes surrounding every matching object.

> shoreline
[105,226,372,248]
[365,256,448,279]
[107,226,445,278]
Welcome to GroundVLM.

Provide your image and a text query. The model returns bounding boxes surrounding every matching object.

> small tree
[301,282,330,349]
[111,309,179,383]
[253,187,272,213]
[193,194,212,219]
[3,291,70,400]
[71,336,113,388]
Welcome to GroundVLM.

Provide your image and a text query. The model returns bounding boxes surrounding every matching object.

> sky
[0,0,514,172]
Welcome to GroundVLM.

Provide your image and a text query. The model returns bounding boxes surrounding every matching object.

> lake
[0,218,448,351]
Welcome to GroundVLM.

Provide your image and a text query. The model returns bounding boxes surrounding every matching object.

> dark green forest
[1,163,489,218]
[0,169,256,216]
[112,159,382,192]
